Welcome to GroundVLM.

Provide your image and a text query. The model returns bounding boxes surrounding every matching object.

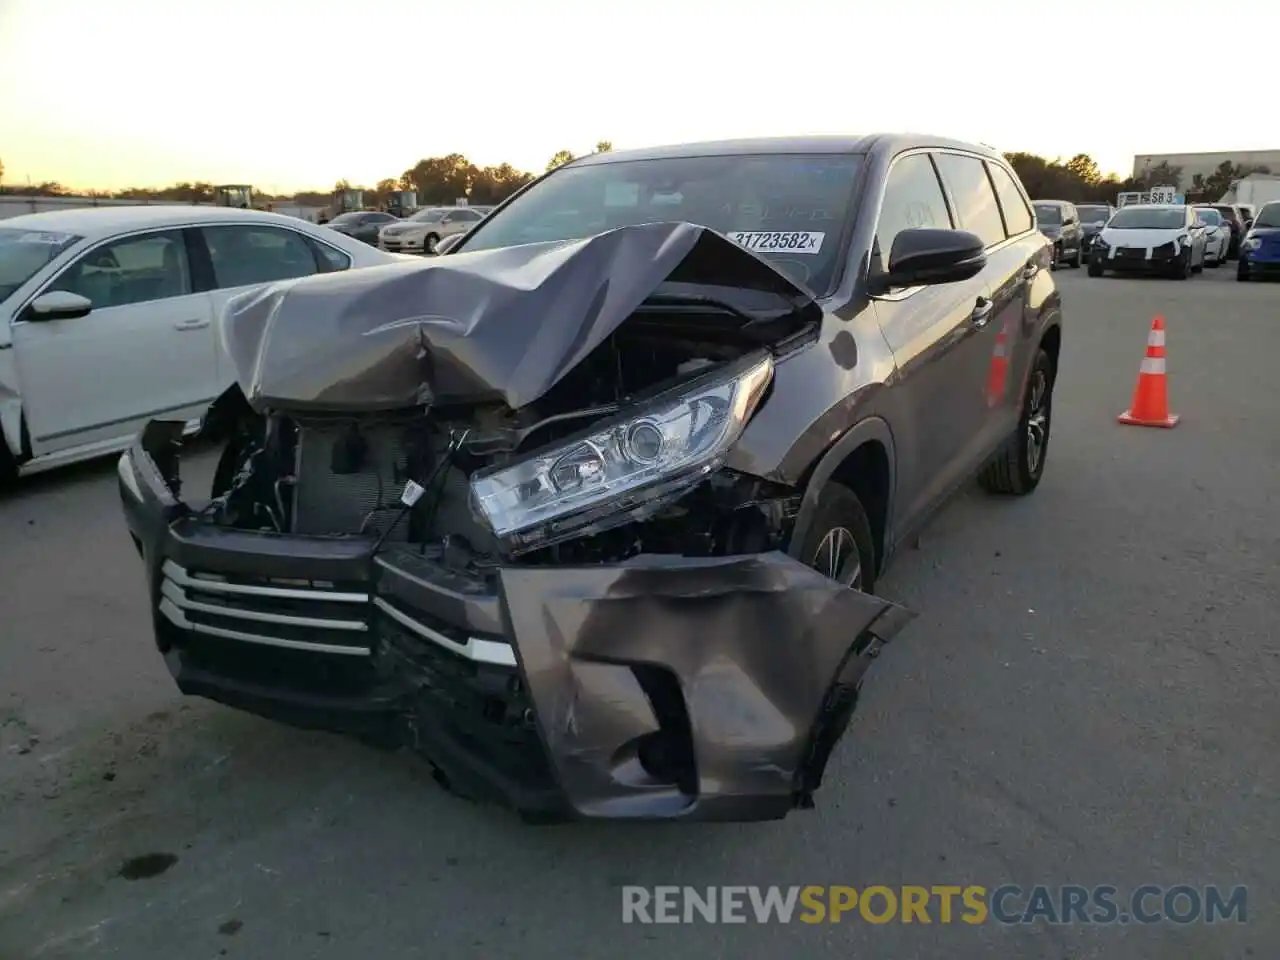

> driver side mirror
[25,290,93,322]
[871,228,987,293]
[1244,219,1254,230]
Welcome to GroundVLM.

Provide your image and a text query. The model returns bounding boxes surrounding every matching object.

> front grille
[1116,247,1147,260]
[158,560,372,655]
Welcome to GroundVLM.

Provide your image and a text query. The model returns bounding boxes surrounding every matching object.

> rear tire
[978,348,1054,496]
[424,233,440,255]
[795,483,877,594]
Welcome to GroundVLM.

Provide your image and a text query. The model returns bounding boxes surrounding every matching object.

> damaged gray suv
[118,135,1062,822]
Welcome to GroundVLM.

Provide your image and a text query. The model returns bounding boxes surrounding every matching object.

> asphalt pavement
[1,265,1277,959]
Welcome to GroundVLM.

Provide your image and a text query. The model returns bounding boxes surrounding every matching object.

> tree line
[1004,152,1270,204]
[0,142,613,207]
[0,145,1267,208]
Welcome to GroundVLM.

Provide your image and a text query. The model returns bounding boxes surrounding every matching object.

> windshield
[1253,203,1280,228]
[1033,204,1063,225]
[455,153,864,295]
[409,209,447,222]
[0,228,82,304]
[1078,206,1110,223]
[1195,208,1223,225]
[328,213,363,226]
[1211,206,1239,223]
[1107,207,1186,230]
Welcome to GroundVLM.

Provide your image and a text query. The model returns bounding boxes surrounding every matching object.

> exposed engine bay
[201,302,810,575]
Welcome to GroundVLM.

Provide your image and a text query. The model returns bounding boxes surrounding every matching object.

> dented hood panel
[222,221,820,414]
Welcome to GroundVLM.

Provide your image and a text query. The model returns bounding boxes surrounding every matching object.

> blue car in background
[1237,201,1280,281]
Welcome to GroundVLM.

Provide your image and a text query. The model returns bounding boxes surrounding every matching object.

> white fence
[0,194,327,223]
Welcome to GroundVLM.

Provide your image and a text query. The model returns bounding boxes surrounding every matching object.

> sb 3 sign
[1148,186,1178,204]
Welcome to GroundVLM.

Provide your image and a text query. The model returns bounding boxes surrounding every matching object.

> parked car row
[321,206,495,253]
[1031,196,1270,281]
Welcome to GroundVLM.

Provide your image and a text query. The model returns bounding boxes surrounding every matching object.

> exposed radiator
[293,424,410,538]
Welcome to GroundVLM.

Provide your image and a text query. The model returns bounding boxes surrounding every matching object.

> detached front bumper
[118,429,913,823]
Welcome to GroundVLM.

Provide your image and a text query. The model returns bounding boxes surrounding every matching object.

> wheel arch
[787,417,896,577]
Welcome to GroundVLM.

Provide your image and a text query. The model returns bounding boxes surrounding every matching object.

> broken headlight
[470,353,774,548]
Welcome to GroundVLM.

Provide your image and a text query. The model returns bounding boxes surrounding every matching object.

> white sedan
[0,206,401,484]
[1192,206,1230,266]
[377,206,488,254]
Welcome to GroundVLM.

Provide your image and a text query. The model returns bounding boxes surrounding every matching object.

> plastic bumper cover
[118,431,914,822]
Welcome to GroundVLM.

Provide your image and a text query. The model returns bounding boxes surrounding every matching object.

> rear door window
[201,225,320,289]
[988,164,1034,236]
[933,153,1007,247]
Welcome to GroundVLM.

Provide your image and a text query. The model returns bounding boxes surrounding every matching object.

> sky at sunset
[1,0,1275,194]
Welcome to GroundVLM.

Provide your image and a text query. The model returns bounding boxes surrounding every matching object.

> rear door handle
[970,298,994,327]
[174,318,210,331]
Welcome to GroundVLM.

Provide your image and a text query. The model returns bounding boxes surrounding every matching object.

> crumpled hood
[221,220,820,414]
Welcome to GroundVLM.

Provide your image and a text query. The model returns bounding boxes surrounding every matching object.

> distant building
[1132,150,1280,190]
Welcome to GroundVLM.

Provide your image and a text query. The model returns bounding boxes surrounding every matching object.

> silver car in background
[378,206,487,254]
[1193,206,1230,266]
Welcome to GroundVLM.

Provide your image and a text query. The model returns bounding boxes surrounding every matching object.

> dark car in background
[325,211,400,246]
[1075,203,1114,258]
[1033,200,1083,268]
[118,134,1063,823]
[1207,204,1250,258]
[1237,200,1280,280]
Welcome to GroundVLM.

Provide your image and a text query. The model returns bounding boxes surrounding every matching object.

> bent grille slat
[161,561,371,655]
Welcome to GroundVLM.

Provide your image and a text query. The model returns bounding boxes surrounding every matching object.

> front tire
[1172,252,1191,280]
[978,347,1054,496]
[796,483,877,595]
[1237,262,1250,281]
[1069,244,1082,268]
[1087,259,1103,277]
[424,233,440,255]
[0,442,17,492]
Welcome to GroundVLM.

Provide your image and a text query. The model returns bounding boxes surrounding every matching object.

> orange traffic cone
[1118,315,1179,428]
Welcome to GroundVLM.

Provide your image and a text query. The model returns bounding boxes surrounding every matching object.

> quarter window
[202,225,319,288]
[313,240,352,271]
[988,164,1034,236]
[48,230,192,309]
[934,153,1007,247]
[874,153,952,271]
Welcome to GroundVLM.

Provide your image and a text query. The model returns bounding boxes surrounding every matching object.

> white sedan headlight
[470,354,774,550]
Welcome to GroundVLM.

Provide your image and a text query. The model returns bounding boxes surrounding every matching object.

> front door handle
[970,298,994,327]
[174,318,210,331]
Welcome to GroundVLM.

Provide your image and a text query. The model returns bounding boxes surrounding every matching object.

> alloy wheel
[813,526,863,589]
[1026,369,1050,475]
